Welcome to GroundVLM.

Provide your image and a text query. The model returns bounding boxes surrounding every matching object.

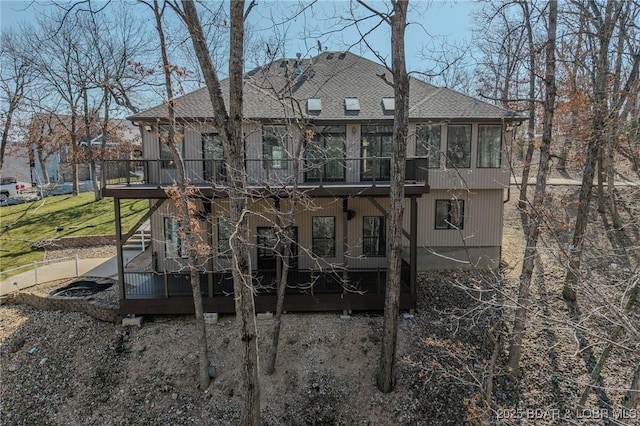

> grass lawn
[0,193,147,279]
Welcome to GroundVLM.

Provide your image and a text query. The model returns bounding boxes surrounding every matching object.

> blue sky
[0,0,476,74]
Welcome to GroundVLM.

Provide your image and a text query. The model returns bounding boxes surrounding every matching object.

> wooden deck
[119,267,415,314]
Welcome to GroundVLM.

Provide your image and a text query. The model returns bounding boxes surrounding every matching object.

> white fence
[1,255,80,294]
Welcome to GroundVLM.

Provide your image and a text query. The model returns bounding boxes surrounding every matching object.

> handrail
[101,157,429,188]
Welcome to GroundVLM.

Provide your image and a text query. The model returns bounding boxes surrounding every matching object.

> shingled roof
[129,51,521,122]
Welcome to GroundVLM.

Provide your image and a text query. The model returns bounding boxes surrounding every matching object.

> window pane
[217,219,232,257]
[159,125,184,168]
[263,125,288,170]
[312,216,335,257]
[477,125,502,168]
[164,217,182,258]
[363,216,385,256]
[416,125,441,168]
[203,133,225,182]
[305,126,345,182]
[446,125,471,168]
[435,200,450,229]
[435,200,465,230]
[361,127,393,181]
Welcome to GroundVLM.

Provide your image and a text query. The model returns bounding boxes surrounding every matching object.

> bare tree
[172,1,261,422]
[0,31,36,170]
[508,0,557,376]
[345,0,411,393]
[562,0,633,301]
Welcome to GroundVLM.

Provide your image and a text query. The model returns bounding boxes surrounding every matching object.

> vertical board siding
[402,189,504,248]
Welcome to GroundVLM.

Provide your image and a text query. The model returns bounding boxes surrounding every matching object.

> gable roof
[129,51,521,122]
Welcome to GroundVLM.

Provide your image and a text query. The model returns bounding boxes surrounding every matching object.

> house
[24,113,140,186]
[103,51,522,315]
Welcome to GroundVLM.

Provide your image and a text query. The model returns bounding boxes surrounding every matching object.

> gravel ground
[1,187,638,425]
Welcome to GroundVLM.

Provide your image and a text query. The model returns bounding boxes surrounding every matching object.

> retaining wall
[8,292,121,323]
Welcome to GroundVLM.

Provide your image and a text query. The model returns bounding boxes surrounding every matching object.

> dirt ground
[1,186,639,425]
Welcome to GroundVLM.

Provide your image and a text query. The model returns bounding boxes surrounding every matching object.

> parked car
[0,177,31,202]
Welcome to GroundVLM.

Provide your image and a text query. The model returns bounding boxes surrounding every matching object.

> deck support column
[410,195,418,297]
[206,200,214,298]
[114,197,126,301]
[274,198,282,290]
[342,198,350,315]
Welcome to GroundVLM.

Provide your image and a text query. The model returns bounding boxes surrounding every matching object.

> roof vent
[382,97,395,111]
[308,98,322,112]
[345,97,360,111]
[295,53,302,75]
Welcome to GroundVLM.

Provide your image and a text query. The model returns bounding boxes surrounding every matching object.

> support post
[34,261,38,285]
[342,198,349,315]
[114,198,126,300]
[274,198,282,289]
[410,196,418,297]
[75,254,79,277]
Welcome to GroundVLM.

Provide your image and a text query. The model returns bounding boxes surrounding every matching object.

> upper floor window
[363,216,386,256]
[446,124,471,169]
[159,125,184,169]
[164,216,187,258]
[305,126,346,182]
[312,216,336,257]
[263,125,288,170]
[435,199,465,230]
[361,125,393,181]
[477,125,502,168]
[416,124,441,168]
[202,133,225,183]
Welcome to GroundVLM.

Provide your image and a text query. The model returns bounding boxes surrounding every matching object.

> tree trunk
[517,0,537,213]
[508,0,557,376]
[579,273,638,406]
[152,0,210,390]
[624,361,640,409]
[0,99,17,171]
[376,0,409,393]
[266,222,292,375]
[37,145,50,185]
[562,0,622,302]
[70,112,79,196]
[179,1,261,422]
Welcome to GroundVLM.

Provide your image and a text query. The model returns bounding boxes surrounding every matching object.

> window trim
[476,124,503,168]
[312,216,336,258]
[363,216,386,256]
[435,199,465,230]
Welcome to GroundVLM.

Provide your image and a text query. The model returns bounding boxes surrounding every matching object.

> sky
[0,0,477,74]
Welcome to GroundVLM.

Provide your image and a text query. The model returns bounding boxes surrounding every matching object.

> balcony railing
[102,157,428,188]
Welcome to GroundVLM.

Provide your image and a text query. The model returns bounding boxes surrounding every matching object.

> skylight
[382,97,395,111]
[344,97,360,111]
[308,98,322,112]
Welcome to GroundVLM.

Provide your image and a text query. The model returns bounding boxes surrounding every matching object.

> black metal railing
[102,157,429,188]
[122,268,411,299]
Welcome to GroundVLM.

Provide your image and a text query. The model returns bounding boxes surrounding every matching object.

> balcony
[101,157,430,198]
[119,263,414,314]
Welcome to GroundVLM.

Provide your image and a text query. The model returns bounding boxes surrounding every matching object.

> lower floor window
[312,216,335,257]
[164,217,186,258]
[435,199,465,230]
[363,216,385,256]
[217,219,232,258]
